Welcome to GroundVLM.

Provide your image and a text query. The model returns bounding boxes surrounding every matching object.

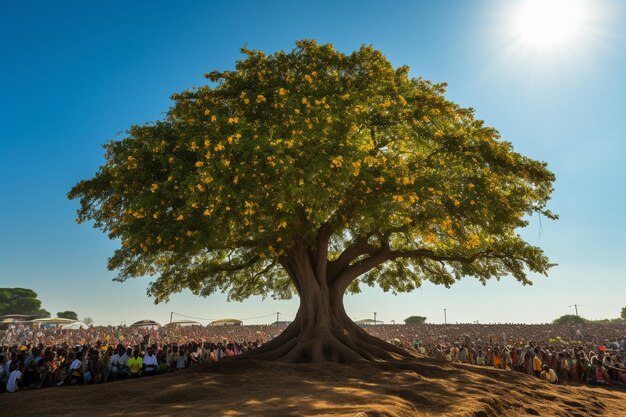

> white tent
[61,322,89,330]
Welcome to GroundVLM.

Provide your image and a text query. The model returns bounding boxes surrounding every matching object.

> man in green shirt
[128,349,143,378]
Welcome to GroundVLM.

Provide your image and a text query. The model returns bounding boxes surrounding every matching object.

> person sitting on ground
[68,351,84,385]
[142,347,158,376]
[540,364,558,384]
[128,348,143,378]
[6,361,24,393]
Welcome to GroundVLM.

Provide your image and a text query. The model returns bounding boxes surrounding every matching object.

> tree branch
[327,234,378,283]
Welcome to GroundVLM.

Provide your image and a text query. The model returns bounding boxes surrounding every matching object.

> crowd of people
[1,321,624,393]
[368,323,626,386]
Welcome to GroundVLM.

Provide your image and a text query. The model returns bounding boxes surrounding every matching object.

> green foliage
[57,311,78,320]
[0,288,50,317]
[69,40,556,303]
[622,306,626,320]
[404,315,427,324]
[552,314,587,325]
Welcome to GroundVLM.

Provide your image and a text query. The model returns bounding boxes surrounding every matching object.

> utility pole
[373,312,377,325]
[170,312,173,324]
[569,304,584,317]
[443,308,447,325]
[276,312,280,325]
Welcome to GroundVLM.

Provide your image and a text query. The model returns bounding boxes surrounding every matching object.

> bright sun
[513,0,587,49]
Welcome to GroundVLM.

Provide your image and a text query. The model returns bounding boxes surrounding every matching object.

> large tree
[0,288,50,317]
[69,41,556,363]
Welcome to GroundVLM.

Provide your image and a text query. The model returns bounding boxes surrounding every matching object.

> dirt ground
[3,356,625,416]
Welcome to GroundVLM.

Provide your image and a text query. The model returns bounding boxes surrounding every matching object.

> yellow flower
[214,142,224,151]
[195,161,204,167]
[468,183,475,190]
[277,88,287,96]
[176,214,184,221]
[150,183,158,193]
[256,95,266,103]
[276,203,283,209]
[304,74,313,83]
[228,117,239,124]
[330,156,344,168]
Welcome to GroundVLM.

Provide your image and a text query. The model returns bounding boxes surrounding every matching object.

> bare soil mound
[3,356,625,416]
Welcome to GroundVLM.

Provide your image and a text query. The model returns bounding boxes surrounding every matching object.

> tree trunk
[244,242,413,363]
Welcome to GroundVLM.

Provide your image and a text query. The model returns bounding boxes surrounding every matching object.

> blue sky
[1,0,624,326]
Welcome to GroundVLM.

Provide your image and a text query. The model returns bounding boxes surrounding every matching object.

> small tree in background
[57,311,78,320]
[83,316,94,325]
[621,306,626,320]
[404,316,427,324]
[553,314,587,325]
[70,40,556,363]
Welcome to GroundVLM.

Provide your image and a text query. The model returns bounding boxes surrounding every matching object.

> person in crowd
[540,364,558,384]
[128,349,143,378]
[6,362,24,393]
[143,347,158,377]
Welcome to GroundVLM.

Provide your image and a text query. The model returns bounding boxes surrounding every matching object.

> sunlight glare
[514,0,586,48]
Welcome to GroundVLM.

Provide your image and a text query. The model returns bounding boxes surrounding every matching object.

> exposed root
[243,319,413,363]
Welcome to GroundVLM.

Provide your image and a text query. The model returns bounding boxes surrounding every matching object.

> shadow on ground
[3,356,625,417]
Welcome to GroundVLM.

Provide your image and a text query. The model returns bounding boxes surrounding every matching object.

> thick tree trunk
[244,241,413,363]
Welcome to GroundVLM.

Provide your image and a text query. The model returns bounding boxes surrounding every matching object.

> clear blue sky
[1,0,624,326]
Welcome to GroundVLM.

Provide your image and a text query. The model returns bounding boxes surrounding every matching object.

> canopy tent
[61,322,89,330]
[354,319,382,326]
[165,320,202,327]
[130,319,161,329]
[209,318,243,326]
[31,317,75,324]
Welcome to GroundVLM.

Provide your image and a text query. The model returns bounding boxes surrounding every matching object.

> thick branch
[327,235,378,283]
[333,241,392,291]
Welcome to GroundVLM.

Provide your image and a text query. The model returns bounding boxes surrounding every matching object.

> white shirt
[6,369,22,393]
[109,353,121,369]
[143,354,157,368]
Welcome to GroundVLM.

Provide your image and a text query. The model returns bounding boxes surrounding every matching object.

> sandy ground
[2,356,625,416]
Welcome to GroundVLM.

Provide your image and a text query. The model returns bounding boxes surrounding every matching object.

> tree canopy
[69,40,556,362]
[0,288,50,317]
[552,314,587,325]
[70,40,555,302]
[404,316,427,325]
[57,311,78,320]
